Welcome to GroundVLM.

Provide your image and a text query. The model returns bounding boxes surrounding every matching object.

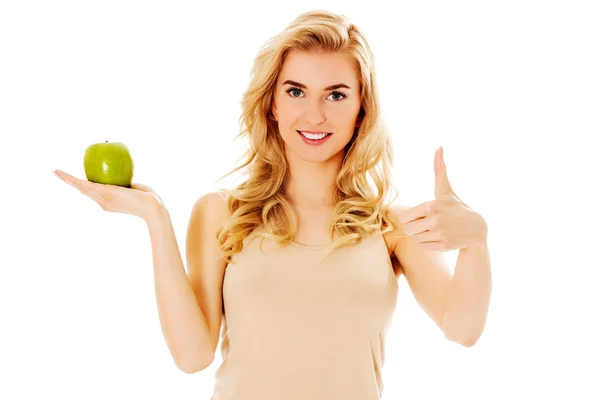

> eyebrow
[282,80,351,91]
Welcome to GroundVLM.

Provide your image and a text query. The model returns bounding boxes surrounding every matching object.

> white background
[1,0,599,399]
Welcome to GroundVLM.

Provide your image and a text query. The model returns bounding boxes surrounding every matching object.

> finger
[412,230,439,243]
[434,146,455,200]
[84,188,104,202]
[75,185,98,200]
[403,217,431,236]
[55,171,82,187]
[60,172,102,193]
[130,183,150,191]
[55,171,107,208]
[61,176,102,201]
[54,170,70,184]
[55,170,79,183]
[64,178,89,193]
[80,189,107,210]
[397,201,433,224]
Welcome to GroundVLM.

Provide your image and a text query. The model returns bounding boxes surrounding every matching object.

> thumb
[130,183,156,194]
[434,146,454,199]
[130,183,165,207]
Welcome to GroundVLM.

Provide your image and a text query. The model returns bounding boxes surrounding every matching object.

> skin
[53,51,489,372]
[272,51,361,205]
[270,52,490,347]
[271,50,368,248]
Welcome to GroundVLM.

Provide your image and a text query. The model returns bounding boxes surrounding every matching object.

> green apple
[83,141,134,187]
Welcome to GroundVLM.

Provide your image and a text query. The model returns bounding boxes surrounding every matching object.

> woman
[54,9,491,400]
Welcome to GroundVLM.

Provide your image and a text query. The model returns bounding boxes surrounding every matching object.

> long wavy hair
[216,9,400,263]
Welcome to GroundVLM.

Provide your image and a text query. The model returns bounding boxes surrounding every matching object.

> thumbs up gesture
[397,146,488,251]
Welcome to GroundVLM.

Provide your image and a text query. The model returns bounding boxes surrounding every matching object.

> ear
[355,108,364,127]
[271,103,278,121]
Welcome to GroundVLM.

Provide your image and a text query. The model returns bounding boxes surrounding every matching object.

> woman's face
[271,50,362,165]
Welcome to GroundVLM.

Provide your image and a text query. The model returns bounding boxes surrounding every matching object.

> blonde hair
[216,9,399,263]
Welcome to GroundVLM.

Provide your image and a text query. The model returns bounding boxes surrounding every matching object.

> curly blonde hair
[216,9,399,263]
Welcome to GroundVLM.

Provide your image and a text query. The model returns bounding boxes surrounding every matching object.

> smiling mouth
[297,131,332,140]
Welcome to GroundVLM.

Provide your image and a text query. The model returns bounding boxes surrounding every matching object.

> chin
[298,151,342,164]
[284,142,347,164]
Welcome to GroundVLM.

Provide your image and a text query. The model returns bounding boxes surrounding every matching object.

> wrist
[473,213,488,249]
[141,195,168,224]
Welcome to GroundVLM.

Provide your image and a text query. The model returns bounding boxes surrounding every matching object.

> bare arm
[144,203,214,373]
[388,203,490,347]
[442,241,491,346]
[52,170,223,371]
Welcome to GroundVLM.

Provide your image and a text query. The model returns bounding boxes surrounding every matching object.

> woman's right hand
[53,170,164,221]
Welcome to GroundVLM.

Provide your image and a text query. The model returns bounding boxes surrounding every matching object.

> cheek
[277,102,301,120]
[334,102,361,121]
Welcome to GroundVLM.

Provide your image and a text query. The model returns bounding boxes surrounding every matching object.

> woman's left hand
[397,146,488,252]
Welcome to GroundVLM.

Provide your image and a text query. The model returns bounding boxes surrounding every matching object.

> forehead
[278,50,359,87]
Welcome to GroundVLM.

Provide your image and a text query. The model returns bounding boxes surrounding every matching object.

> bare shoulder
[193,190,230,216]
[188,190,233,250]
[184,190,232,369]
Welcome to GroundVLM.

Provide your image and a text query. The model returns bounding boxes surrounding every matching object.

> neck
[284,153,342,208]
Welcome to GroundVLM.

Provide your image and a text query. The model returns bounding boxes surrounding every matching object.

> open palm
[54,170,163,220]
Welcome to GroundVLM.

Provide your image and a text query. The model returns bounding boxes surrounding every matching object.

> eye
[329,91,346,101]
[285,87,347,102]
[288,88,302,97]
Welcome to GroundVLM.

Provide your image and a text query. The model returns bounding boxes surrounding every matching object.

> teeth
[300,131,328,140]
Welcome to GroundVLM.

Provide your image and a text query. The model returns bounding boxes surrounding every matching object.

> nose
[303,99,327,126]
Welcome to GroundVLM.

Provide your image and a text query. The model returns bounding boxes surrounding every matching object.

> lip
[298,130,332,134]
[297,130,333,146]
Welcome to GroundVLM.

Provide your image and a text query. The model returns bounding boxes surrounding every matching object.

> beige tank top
[210,229,399,400]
